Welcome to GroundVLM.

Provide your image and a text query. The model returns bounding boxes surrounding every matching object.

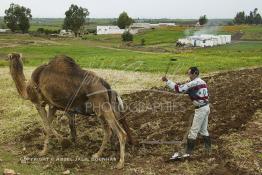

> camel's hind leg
[91,97,127,169]
[92,116,112,159]
[106,111,126,169]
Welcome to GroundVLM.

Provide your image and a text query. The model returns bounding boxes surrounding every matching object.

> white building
[219,35,231,44]
[150,24,160,28]
[0,29,11,33]
[177,34,231,47]
[130,23,176,29]
[97,26,125,35]
[158,23,176,27]
[97,26,139,35]
[131,23,151,29]
[97,22,177,35]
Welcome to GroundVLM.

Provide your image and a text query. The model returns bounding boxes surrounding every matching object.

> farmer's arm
[167,80,190,93]
[162,77,191,93]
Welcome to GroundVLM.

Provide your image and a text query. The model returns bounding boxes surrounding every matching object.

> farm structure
[131,23,176,28]
[97,23,176,35]
[131,23,152,29]
[97,26,125,35]
[0,29,11,33]
[177,34,231,47]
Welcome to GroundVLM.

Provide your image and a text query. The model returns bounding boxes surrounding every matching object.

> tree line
[2,3,90,36]
[234,8,262,24]
[2,3,134,36]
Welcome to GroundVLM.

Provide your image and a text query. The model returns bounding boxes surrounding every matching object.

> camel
[7,53,133,169]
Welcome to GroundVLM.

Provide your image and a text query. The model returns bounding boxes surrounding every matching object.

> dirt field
[2,67,262,175]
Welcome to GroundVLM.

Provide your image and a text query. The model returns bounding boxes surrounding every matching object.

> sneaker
[170,152,190,160]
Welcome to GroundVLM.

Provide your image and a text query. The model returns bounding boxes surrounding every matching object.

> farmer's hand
[162,76,168,82]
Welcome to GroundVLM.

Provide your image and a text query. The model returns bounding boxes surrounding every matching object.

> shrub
[36,28,59,35]
[141,38,145,45]
[87,28,96,34]
[122,31,133,42]
[37,28,45,33]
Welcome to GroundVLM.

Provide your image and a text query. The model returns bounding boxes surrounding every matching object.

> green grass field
[0,40,261,74]
[0,25,262,74]
[133,27,186,45]
[0,31,262,74]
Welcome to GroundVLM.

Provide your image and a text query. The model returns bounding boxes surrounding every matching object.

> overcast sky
[0,0,262,19]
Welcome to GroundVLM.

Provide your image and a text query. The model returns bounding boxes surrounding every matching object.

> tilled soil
[18,67,262,174]
[123,67,262,142]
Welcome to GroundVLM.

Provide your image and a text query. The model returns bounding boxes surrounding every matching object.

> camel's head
[7,53,23,62]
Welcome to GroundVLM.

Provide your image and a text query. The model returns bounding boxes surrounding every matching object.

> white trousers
[188,105,210,139]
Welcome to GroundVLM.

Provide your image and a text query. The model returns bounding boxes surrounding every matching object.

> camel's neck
[9,59,28,99]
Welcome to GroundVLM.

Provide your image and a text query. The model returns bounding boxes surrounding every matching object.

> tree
[245,8,262,24]
[234,11,246,24]
[117,12,133,29]
[63,4,89,37]
[19,15,30,33]
[253,8,258,17]
[253,8,262,24]
[4,3,32,33]
[254,13,262,24]
[199,15,208,25]
[246,11,254,24]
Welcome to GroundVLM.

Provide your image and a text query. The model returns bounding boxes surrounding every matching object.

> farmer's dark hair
[189,67,199,75]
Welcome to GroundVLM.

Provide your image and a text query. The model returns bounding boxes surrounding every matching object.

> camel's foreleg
[35,104,50,156]
[47,105,63,141]
[66,112,77,143]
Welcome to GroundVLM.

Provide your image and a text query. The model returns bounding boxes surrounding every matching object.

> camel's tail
[116,94,124,111]
[115,93,136,145]
[8,53,28,99]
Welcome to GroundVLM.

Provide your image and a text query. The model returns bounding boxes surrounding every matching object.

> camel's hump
[46,55,84,73]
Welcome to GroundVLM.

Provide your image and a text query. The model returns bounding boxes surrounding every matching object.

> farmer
[162,67,211,160]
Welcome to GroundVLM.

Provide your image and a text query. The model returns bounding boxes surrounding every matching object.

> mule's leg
[35,104,51,156]
[92,116,112,159]
[66,112,77,143]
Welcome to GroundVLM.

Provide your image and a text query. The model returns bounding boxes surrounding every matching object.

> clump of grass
[220,133,253,159]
